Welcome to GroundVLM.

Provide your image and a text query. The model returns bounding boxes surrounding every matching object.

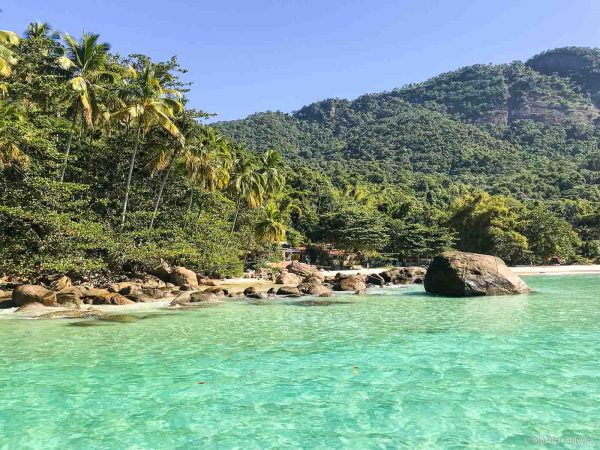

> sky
[2,0,600,122]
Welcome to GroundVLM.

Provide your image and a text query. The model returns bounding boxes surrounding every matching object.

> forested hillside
[1,23,599,282]
[217,46,600,263]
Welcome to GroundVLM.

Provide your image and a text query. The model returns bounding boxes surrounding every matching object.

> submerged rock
[289,299,352,307]
[37,309,102,320]
[99,314,140,323]
[276,286,303,296]
[424,251,530,296]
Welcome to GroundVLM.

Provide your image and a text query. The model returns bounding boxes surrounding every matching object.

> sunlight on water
[0,275,599,448]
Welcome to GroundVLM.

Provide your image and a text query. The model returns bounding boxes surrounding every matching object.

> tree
[60,32,115,181]
[0,99,29,168]
[521,206,581,263]
[254,201,287,243]
[228,154,265,232]
[448,192,529,263]
[0,30,19,78]
[114,61,184,227]
[321,207,389,252]
[386,221,454,258]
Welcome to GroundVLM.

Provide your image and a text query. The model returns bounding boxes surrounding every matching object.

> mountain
[216,47,600,202]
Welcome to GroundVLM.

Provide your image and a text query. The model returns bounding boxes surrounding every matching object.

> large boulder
[275,271,302,285]
[334,276,367,292]
[149,262,172,283]
[56,287,83,308]
[189,292,219,303]
[12,285,57,307]
[366,273,385,286]
[50,276,71,291]
[170,267,198,287]
[276,286,303,296]
[297,282,332,296]
[287,262,324,282]
[424,251,529,296]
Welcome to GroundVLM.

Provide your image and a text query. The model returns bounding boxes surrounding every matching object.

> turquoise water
[1,275,599,449]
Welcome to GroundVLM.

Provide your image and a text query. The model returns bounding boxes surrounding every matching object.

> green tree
[60,32,115,181]
[114,61,184,227]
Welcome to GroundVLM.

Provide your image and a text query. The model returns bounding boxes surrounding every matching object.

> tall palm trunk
[230,197,242,233]
[59,132,72,182]
[121,123,142,227]
[59,114,83,182]
[187,188,194,212]
[149,160,174,230]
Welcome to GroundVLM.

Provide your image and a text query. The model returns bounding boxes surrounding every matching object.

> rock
[380,267,426,285]
[149,262,172,283]
[334,276,367,292]
[179,284,195,292]
[37,309,102,320]
[277,286,303,296]
[189,292,219,303]
[99,314,139,323]
[275,271,302,285]
[0,297,14,309]
[170,292,192,305]
[0,290,12,300]
[366,273,385,286]
[170,267,198,287]
[302,274,324,285]
[56,287,83,308]
[424,251,530,296]
[51,276,71,291]
[288,261,324,282]
[297,282,332,296]
[82,289,135,305]
[243,286,257,296]
[12,285,57,307]
[246,292,269,300]
[14,302,51,316]
[203,287,227,298]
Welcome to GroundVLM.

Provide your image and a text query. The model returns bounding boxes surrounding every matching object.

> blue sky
[2,0,600,121]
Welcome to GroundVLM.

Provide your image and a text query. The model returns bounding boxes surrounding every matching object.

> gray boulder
[424,251,529,296]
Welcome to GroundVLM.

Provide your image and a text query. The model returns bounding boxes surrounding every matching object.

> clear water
[1,275,599,449]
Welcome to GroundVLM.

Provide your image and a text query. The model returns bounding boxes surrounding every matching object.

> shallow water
[0,275,599,448]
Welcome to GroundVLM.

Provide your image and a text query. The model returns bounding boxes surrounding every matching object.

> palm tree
[228,155,265,233]
[25,22,59,40]
[260,149,285,199]
[148,124,231,230]
[60,32,115,181]
[0,100,28,168]
[254,201,287,244]
[0,30,19,79]
[182,126,232,210]
[114,61,184,227]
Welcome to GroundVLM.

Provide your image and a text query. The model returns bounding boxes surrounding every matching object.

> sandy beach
[320,265,600,277]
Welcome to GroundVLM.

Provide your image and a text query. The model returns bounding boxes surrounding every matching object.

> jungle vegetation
[0,24,598,280]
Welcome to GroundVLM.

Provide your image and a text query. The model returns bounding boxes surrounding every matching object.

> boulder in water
[424,251,529,296]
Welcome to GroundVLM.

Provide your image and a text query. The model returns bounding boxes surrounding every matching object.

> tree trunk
[149,161,174,231]
[187,188,194,212]
[230,197,242,233]
[59,132,73,182]
[121,124,142,228]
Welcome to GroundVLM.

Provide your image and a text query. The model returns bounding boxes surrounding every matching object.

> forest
[1,23,599,282]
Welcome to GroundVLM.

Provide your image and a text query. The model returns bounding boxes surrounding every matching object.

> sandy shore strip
[321,265,600,277]
[510,265,600,275]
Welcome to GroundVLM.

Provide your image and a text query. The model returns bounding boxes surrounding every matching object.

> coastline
[320,265,600,278]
